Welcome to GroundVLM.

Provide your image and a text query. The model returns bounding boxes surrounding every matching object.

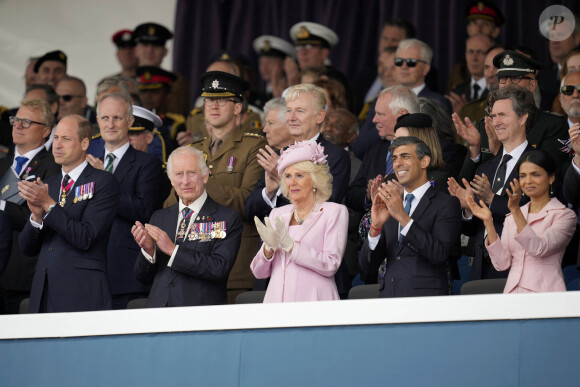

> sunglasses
[59,94,83,102]
[394,57,427,67]
[561,85,580,96]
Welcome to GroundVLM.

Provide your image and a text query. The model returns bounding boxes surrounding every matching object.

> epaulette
[189,107,202,116]
[188,137,207,146]
[243,132,264,138]
[91,133,102,140]
[166,112,186,125]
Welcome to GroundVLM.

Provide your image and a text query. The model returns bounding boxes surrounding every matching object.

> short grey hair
[264,98,286,122]
[167,146,209,178]
[397,38,433,65]
[561,70,580,88]
[97,92,133,121]
[379,85,420,115]
[96,76,131,99]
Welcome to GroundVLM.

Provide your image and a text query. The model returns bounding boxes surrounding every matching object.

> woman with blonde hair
[251,141,348,302]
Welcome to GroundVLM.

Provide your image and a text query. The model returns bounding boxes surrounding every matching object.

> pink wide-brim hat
[276,140,328,175]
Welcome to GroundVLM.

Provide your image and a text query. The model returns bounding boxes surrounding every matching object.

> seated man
[360,136,461,297]
[132,147,243,307]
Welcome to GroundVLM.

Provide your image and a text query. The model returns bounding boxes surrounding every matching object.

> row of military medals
[177,216,227,241]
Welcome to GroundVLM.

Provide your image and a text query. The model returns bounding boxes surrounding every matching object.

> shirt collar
[62,160,88,183]
[411,83,426,95]
[179,191,208,217]
[104,141,130,161]
[502,140,529,162]
[15,144,45,160]
[403,180,431,203]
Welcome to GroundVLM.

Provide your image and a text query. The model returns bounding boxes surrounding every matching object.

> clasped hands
[254,216,293,258]
[18,177,55,223]
[369,180,407,234]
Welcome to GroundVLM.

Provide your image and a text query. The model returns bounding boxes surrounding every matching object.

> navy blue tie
[399,193,415,246]
[385,150,394,175]
[14,156,29,176]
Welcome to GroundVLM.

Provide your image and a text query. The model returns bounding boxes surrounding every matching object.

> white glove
[254,216,279,251]
[274,217,294,252]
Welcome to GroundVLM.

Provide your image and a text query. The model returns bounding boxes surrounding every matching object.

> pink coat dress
[485,198,577,293]
[250,202,349,302]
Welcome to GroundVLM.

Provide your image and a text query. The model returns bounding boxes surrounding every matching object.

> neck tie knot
[473,83,481,100]
[404,193,415,215]
[15,156,29,176]
[176,207,194,243]
[105,153,116,173]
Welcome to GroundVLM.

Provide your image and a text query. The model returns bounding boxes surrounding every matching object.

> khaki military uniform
[165,127,266,293]
[167,72,190,116]
[185,108,263,142]
[459,97,488,123]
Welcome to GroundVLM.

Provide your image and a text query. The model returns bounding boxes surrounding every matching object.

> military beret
[253,35,296,59]
[394,113,433,132]
[112,29,135,48]
[137,66,177,90]
[130,105,162,132]
[493,50,542,77]
[289,22,339,48]
[133,22,173,46]
[34,50,67,73]
[466,1,504,26]
[200,71,250,101]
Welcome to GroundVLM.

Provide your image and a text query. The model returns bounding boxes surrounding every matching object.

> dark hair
[488,85,536,132]
[25,83,59,106]
[383,18,416,39]
[516,150,559,197]
[389,136,432,160]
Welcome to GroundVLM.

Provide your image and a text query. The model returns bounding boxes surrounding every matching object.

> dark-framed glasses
[59,94,84,102]
[560,84,580,96]
[394,57,427,67]
[203,97,238,107]
[497,75,533,84]
[9,116,48,129]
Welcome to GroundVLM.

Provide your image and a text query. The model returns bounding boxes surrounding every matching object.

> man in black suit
[394,39,451,114]
[0,99,60,314]
[446,34,493,115]
[449,86,536,280]
[18,115,120,313]
[0,212,12,275]
[132,146,243,307]
[346,85,419,213]
[244,84,350,220]
[86,92,164,309]
[360,136,461,297]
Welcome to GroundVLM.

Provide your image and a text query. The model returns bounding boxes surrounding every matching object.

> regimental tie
[176,207,194,243]
[492,154,513,194]
[472,83,481,100]
[60,174,74,207]
[14,156,29,176]
[385,150,394,175]
[399,193,414,246]
[104,153,116,173]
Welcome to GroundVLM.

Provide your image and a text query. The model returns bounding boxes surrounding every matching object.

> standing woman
[467,150,577,293]
[251,141,349,302]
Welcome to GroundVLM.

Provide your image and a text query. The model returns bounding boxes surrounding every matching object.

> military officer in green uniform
[166,71,266,302]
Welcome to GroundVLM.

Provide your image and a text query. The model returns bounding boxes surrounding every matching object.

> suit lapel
[291,203,324,243]
[410,187,434,221]
[113,146,134,183]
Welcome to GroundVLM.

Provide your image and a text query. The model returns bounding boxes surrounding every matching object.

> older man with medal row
[17,115,120,313]
[132,146,243,307]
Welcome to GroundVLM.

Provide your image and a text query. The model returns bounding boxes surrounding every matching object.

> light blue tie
[399,193,415,246]
[14,156,29,176]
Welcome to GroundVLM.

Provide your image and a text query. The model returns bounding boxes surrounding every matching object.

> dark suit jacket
[135,196,243,307]
[350,99,380,160]
[359,187,462,297]
[346,139,390,213]
[563,163,580,207]
[451,81,489,103]
[418,86,452,114]
[244,136,351,221]
[88,143,164,296]
[0,211,11,275]
[463,144,534,280]
[19,164,120,313]
[0,149,60,293]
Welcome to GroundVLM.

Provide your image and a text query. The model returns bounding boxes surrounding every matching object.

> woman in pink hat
[250,141,348,302]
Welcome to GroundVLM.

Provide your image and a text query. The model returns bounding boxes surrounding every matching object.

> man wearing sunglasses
[55,76,88,122]
[394,39,452,114]
[0,99,60,314]
[456,50,570,181]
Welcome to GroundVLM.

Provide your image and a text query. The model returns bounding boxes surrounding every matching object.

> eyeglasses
[9,116,48,128]
[203,97,238,107]
[560,84,580,96]
[58,94,84,102]
[394,57,427,67]
[497,76,533,84]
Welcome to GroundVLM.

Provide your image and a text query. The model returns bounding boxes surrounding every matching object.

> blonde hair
[403,126,445,170]
[285,83,327,112]
[21,98,55,128]
[280,160,332,203]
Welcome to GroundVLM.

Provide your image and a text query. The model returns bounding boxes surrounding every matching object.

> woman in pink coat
[468,150,577,293]
[251,141,348,302]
